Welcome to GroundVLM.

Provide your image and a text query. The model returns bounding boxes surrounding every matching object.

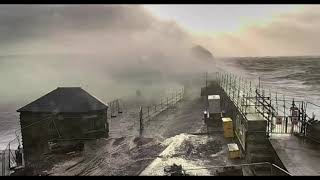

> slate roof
[17,87,108,113]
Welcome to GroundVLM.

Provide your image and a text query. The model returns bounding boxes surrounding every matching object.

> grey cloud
[0,5,212,106]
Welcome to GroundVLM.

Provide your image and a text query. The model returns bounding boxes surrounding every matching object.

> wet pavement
[270,134,320,176]
[142,95,205,141]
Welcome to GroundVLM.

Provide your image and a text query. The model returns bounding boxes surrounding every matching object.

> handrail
[271,163,292,176]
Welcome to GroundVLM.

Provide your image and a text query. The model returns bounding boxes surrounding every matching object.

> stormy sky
[0,5,211,105]
[1,4,320,105]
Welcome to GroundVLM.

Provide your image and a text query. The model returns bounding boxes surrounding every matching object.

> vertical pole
[301,101,304,134]
[232,74,235,100]
[2,152,4,176]
[147,106,150,118]
[258,76,261,94]
[181,87,183,99]
[117,99,120,113]
[160,98,163,109]
[238,76,241,107]
[8,143,10,170]
[275,92,279,133]
[167,97,169,109]
[205,72,208,90]
[227,73,230,95]
[176,90,178,103]
[172,93,174,105]
[139,107,143,136]
[269,89,272,134]
[284,95,287,133]
[155,105,156,112]
[112,101,115,117]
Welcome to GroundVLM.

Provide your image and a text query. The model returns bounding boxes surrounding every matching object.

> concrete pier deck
[270,134,320,176]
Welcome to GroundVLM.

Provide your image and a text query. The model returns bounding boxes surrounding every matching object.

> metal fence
[1,132,23,176]
[107,99,123,119]
[214,72,320,136]
[138,88,184,136]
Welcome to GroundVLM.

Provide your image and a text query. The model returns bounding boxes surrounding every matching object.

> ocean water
[217,57,320,117]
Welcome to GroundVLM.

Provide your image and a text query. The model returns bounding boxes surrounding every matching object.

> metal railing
[214,72,320,136]
[1,133,23,176]
[138,87,184,136]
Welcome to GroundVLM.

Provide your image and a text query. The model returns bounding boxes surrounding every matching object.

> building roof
[17,87,108,113]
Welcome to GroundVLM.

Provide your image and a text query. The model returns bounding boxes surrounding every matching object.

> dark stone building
[17,87,109,166]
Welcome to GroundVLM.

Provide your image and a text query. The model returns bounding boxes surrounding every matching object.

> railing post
[284,95,287,133]
[2,152,4,176]
[176,90,178,103]
[139,107,143,136]
[117,99,119,113]
[237,76,241,107]
[8,142,10,170]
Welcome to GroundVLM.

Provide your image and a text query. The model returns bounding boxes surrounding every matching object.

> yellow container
[228,143,240,159]
[222,117,233,128]
[222,117,234,138]
[224,129,234,138]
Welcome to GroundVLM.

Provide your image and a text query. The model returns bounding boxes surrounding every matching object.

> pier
[204,72,320,176]
[2,72,320,176]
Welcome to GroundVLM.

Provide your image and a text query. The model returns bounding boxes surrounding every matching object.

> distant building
[17,87,109,166]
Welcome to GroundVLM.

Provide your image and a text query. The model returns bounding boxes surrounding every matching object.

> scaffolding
[214,72,320,136]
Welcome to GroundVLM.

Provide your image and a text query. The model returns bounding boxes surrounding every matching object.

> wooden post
[147,106,150,118]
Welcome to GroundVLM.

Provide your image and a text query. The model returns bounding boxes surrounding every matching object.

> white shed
[208,95,221,114]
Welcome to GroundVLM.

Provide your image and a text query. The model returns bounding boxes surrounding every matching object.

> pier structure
[203,72,320,176]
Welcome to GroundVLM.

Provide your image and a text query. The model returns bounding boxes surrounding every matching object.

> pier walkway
[270,134,320,176]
